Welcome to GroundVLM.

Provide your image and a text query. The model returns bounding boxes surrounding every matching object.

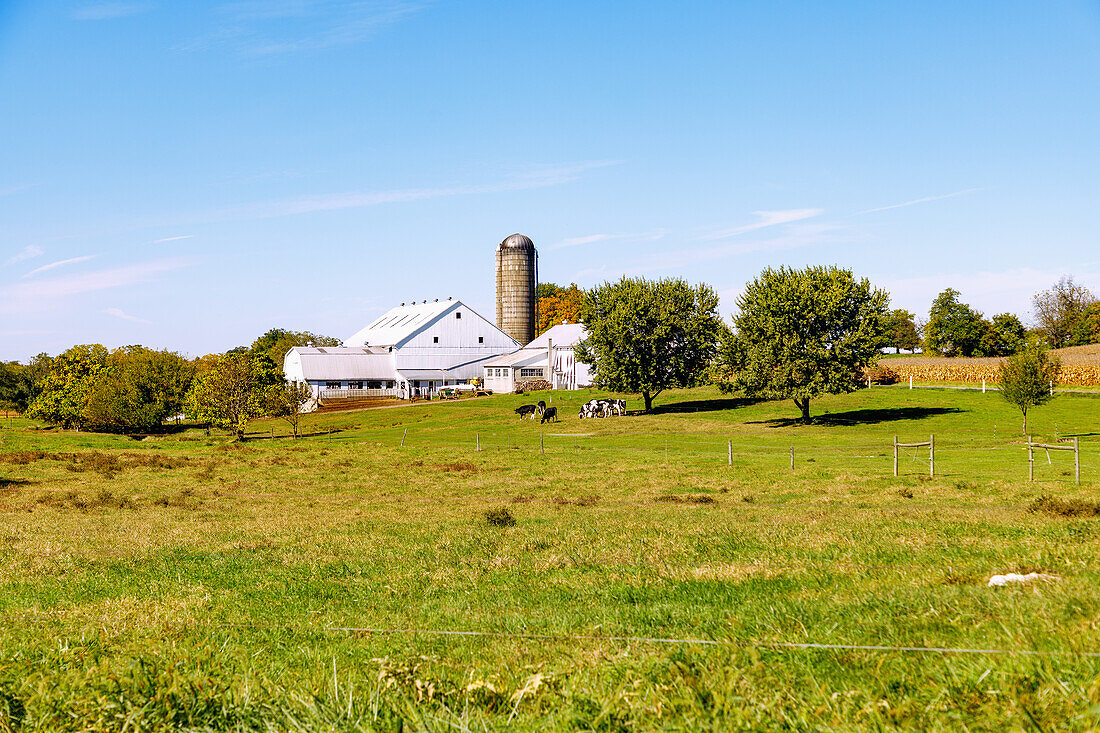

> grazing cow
[536,400,547,416]
[540,406,558,423]
[612,399,626,416]
[515,404,538,419]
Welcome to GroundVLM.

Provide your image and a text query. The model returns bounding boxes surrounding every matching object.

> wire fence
[304,425,1100,485]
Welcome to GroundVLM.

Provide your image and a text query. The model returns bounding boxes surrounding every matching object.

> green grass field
[3,386,1100,730]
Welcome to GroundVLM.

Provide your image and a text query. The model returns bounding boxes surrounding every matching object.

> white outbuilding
[482,322,592,393]
[284,298,519,401]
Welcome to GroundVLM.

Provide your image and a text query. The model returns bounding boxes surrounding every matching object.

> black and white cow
[515,404,538,419]
[540,406,558,423]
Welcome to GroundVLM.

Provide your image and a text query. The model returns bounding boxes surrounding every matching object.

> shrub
[862,365,898,385]
[485,507,516,527]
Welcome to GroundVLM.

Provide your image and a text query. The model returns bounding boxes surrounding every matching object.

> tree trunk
[794,398,811,423]
[1022,409,1027,435]
[643,391,654,412]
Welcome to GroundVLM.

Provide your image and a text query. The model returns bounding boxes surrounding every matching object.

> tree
[979,313,1026,357]
[185,353,257,440]
[717,266,889,423]
[249,328,341,368]
[923,289,985,356]
[25,345,109,429]
[82,347,195,433]
[536,283,585,335]
[574,277,722,412]
[1069,302,1100,346]
[265,380,314,437]
[999,343,1059,434]
[1033,276,1097,348]
[885,309,920,353]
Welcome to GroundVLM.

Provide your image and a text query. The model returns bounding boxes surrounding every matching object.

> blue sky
[2,1,1098,361]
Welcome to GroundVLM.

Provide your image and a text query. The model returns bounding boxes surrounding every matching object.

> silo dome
[500,233,535,250]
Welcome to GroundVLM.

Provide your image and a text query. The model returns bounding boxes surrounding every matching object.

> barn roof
[344,299,458,348]
[292,347,394,381]
[524,323,587,349]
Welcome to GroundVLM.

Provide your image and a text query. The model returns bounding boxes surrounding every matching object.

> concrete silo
[495,233,538,346]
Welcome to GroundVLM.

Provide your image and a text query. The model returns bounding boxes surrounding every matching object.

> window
[478,336,484,343]
[520,368,544,378]
[325,381,341,389]
[348,381,363,389]
[366,381,381,389]
[433,336,439,343]
[455,312,462,319]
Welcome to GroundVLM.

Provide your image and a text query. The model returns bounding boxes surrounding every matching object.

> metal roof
[292,348,395,381]
[524,323,587,349]
[499,233,535,250]
[344,299,458,348]
[483,349,543,368]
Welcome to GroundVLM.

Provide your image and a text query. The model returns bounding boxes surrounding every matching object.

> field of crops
[887,344,1100,386]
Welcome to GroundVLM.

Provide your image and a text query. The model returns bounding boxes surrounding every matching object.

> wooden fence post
[982,378,986,393]
[540,433,544,455]
[728,440,732,466]
[1076,437,1081,485]
[929,434,935,478]
[401,428,407,447]
[790,444,794,470]
[476,433,480,452]
[1028,435,1034,482]
[909,376,912,390]
[893,436,898,477]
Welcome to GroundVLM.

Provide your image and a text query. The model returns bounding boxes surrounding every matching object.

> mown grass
[2,386,1100,729]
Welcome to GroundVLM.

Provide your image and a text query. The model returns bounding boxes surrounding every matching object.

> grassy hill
[2,386,1099,730]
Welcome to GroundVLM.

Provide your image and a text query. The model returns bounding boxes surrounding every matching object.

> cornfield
[886,345,1100,386]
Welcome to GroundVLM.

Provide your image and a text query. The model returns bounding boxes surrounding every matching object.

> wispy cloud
[548,229,667,251]
[22,255,96,279]
[206,160,619,221]
[855,188,982,216]
[0,258,188,314]
[697,209,824,241]
[71,2,154,20]
[7,245,43,265]
[153,234,194,244]
[104,307,152,324]
[182,0,426,56]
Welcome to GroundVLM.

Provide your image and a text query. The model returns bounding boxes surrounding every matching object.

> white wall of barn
[398,304,518,354]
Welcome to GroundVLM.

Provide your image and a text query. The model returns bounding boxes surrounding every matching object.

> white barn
[483,323,592,393]
[284,298,518,401]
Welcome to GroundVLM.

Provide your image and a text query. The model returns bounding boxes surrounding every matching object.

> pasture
[2,385,1100,730]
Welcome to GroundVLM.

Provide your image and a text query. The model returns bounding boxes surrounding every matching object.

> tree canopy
[1033,276,1097,348]
[249,328,341,367]
[999,343,1059,434]
[574,277,722,411]
[536,283,585,335]
[717,266,889,422]
[923,289,986,357]
[885,309,921,353]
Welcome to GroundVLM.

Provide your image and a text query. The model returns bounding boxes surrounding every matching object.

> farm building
[482,322,592,393]
[284,298,519,402]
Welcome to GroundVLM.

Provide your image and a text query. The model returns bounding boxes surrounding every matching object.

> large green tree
[718,266,889,423]
[923,289,985,356]
[999,343,1059,434]
[82,347,195,433]
[249,329,341,367]
[885,309,921,353]
[574,277,722,412]
[1032,276,1097,348]
[25,345,109,429]
[1069,302,1100,347]
[979,313,1026,357]
[185,353,257,440]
